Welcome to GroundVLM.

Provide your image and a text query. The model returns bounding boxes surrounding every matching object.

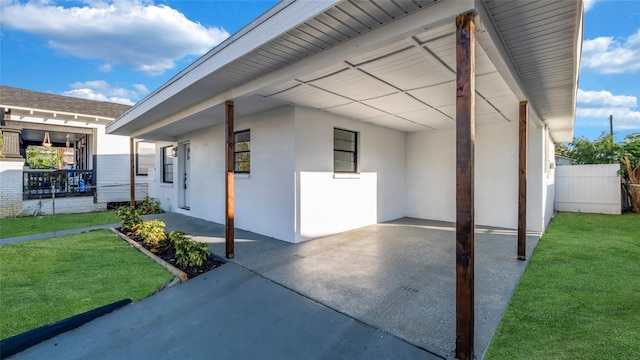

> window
[234,130,250,173]
[136,142,155,176]
[161,146,174,183]
[334,128,358,173]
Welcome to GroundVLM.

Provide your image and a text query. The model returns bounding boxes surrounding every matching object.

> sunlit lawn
[486,213,640,359]
[0,212,118,239]
[0,230,173,339]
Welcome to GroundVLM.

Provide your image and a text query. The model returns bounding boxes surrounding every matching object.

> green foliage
[26,145,62,169]
[0,212,118,239]
[0,130,4,158]
[116,205,143,233]
[0,230,172,339]
[168,230,211,268]
[136,196,164,215]
[486,213,640,359]
[137,220,167,252]
[565,133,640,177]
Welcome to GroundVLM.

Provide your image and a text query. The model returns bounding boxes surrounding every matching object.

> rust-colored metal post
[225,100,235,259]
[455,11,476,360]
[130,137,136,207]
[518,101,528,260]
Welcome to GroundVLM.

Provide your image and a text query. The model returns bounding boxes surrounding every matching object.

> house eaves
[108,0,582,143]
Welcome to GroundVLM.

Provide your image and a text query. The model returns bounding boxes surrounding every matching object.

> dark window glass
[162,146,174,183]
[334,128,357,173]
[234,130,250,173]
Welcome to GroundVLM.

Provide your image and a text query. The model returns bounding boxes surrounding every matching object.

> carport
[109,2,583,358]
[152,212,539,359]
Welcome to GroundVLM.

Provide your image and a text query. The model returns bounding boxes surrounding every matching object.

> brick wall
[0,159,25,217]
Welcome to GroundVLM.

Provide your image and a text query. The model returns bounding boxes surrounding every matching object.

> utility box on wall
[555,164,621,214]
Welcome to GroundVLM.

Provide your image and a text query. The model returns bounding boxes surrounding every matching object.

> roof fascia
[126,0,476,138]
[109,0,341,134]
[2,104,115,123]
[475,0,544,128]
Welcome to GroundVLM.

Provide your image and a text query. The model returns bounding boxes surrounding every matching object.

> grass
[485,213,640,359]
[0,212,119,239]
[0,230,173,339]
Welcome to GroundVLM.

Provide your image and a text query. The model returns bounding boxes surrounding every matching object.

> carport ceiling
[256,23,517,132]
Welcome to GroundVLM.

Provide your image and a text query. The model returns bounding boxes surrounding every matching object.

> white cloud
[583,0,598,12]
[582,29,640,74]
[577,89,637,107]
[98,63,113,72]
[62,80,150,105]
[0,1,230,75]
[577,89,640,131]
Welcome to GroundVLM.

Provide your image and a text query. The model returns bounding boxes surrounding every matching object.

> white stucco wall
[150,107,297,242]
[293,108,406,242]
[406,119,546,232]
[544,127,556,228]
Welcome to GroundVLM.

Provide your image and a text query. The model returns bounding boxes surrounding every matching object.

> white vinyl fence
[555,164,621,214]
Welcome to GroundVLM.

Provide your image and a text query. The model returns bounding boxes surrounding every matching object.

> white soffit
[116,0,580,140]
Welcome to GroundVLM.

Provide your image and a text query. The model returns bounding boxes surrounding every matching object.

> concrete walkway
[0,224,120,246]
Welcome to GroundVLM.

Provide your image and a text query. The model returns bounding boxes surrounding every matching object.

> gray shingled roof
[0,85,131,119]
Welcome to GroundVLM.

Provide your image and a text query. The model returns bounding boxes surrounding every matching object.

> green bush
[137,220,167,252]
[116,205,142,233]
[168,231,211,268]
[136,196,164,215]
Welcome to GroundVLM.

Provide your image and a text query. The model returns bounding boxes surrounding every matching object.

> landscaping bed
[117,228,223,279]
[115,198,223,279]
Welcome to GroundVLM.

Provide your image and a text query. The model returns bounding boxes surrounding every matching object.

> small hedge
[116,206,211,269]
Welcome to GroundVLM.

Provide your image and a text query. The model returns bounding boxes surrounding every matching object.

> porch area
[149,212,539,359]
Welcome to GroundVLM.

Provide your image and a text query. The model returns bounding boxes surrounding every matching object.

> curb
[109,228,188,282]
[0,299,131,359]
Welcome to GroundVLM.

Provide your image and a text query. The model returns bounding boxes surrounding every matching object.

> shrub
[168,231,211,268]
[116,205,142,233]
[137,220,167,252]
[136,196,164,215]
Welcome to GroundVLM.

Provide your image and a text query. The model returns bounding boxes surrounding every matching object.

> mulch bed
[119,229,223,279]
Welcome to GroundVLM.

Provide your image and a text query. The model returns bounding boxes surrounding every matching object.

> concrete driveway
[154,214,539,359]
[10,214,537,359]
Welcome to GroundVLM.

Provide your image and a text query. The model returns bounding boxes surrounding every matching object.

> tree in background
[564,132,640,176]
[25,146,62,169]
[563,132,640,212]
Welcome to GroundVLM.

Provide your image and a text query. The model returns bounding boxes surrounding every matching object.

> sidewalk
[0,224,120,246]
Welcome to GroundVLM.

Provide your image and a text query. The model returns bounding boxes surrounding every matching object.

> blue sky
[1,0,639,142]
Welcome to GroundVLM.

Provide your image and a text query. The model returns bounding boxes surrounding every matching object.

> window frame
[234,129,251,174]
[135,141,155,176]
[161,146,174,183]
[333,127,358,174]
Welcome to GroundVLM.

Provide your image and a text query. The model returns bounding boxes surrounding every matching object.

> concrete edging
[109,228,188,282]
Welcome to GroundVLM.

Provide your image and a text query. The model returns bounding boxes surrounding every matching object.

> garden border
[109,228,188,282]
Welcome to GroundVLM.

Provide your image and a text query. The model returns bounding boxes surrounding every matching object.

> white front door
[182,143,190,209]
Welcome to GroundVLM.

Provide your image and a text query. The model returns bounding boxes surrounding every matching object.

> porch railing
[23,169,95,200]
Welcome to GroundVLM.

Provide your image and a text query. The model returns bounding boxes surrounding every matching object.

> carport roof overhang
[107,0,583,143]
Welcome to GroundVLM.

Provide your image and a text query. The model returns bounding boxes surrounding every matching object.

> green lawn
[486,213,640,359]
[0,212,119,239]
[0,230,173,339]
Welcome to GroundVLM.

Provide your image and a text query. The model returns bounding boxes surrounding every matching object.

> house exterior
[0,85,150,217]
[109,0,582,243]
[107,2,582,357]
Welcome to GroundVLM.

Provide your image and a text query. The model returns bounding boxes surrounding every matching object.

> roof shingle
[0,85,131,119]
